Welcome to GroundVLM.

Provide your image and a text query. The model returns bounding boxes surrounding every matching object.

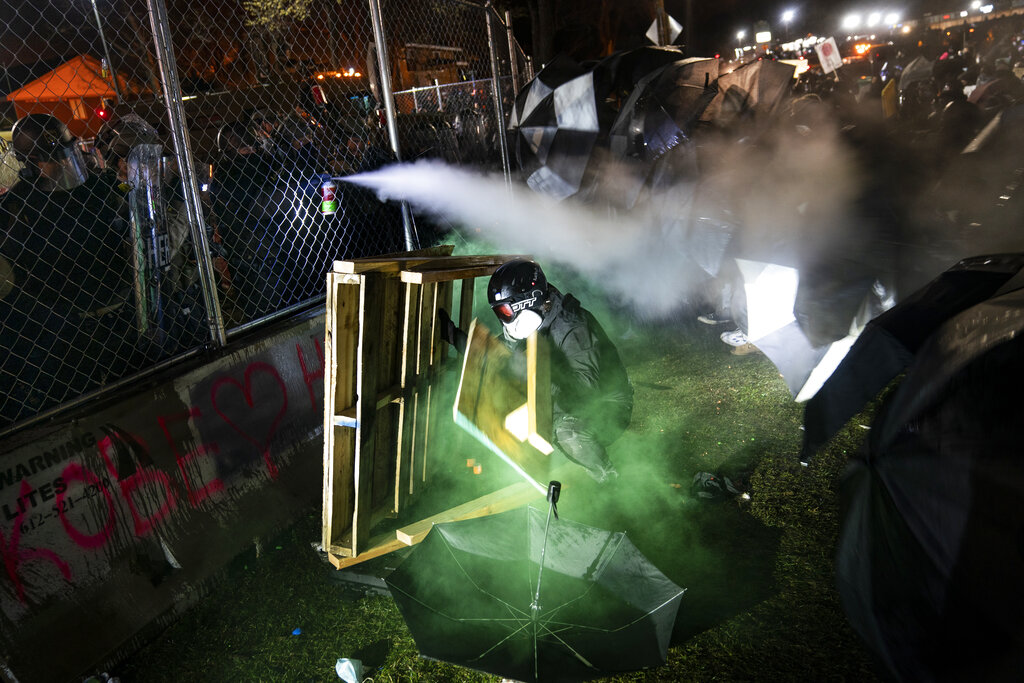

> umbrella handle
[531,481,561,614]
[546,480,560,520]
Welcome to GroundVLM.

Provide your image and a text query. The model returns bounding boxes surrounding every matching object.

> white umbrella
[735,258,871,402]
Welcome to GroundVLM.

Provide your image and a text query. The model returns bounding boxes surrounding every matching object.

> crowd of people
[0,106,404,428]
[699,14,1024,357]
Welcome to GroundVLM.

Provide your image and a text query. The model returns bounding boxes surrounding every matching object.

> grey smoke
[342,119,861,318]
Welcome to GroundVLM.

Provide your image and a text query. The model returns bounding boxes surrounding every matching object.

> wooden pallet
[322,247,546,569]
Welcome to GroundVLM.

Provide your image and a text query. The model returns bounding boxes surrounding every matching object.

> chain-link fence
[0,0,528,432]
[378,0,528,174]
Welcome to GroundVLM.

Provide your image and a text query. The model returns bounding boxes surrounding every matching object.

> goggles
[492,302,516,324]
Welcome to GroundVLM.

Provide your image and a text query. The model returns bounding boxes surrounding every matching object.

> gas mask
[503,309,543,340]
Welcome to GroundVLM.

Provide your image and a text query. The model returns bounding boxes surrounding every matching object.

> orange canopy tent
[6,55,149,138]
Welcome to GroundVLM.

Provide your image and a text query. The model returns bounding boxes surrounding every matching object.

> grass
[115,309,883,683]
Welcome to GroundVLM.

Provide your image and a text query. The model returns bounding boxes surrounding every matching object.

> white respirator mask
[503,309,543,340]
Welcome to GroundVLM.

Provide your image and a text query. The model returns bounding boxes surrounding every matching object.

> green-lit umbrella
[385,495,685,682]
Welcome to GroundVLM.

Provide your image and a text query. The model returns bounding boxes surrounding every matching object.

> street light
[781,9,796,40]
[842,13,862,30]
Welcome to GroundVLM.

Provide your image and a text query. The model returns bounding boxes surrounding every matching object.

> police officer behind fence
[0,114,132,424]
[476,259,634,483]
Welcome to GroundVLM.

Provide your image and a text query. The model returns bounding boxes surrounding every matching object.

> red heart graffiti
[211,362,289,479]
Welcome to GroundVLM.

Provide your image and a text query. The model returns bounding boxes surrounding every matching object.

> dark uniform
[0,171,132,425]
[210,128,290,322]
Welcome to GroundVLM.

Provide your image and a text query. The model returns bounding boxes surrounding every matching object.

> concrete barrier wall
[0,312,327,683]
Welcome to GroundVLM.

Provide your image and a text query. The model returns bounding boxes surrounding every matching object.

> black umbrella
[700,59,796,127]
[801,253,1024,460]
[508,57,601,200]
[590,46,687,104]
[608,57,719,162]
[386,487,685,682]
[801,254,1024,681]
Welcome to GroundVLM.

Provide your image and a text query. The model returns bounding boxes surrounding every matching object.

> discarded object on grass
[691,472,742,502]
[292,627,302,635]
[385,488,685,682]
[335,658,364,683]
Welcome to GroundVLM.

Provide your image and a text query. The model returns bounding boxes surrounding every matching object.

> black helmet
[487,259,548,324]
[95,113,159,164]
[216,121,257,156]
[11,114,74,164]
[11,114,88,191]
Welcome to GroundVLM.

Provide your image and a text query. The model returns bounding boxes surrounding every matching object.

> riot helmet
[95,113,159,169]
[216,121,258,157]
[11,114,88,191]
[487,259,549,339]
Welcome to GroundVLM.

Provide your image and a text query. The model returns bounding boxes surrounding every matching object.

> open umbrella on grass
[385,486,685,682]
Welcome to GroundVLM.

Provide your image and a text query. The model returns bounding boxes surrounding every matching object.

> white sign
[645,15,683,45]
[815,37,843,74]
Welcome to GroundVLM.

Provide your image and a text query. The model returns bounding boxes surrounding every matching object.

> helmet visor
[32,143,88,191]
[492,302,516,324]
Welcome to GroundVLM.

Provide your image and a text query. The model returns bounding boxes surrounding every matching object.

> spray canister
[320,179,338,215]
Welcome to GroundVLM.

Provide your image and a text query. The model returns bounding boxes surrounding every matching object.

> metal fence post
[147,0,227,347]
[505,10,520,97]
[484,2,511,184]
[367,0,419,250]
[90,0,123,101]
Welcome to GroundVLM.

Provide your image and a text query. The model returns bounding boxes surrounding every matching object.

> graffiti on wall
[0,319,326,622]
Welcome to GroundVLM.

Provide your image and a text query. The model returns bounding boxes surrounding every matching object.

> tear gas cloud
[343,116,864,319]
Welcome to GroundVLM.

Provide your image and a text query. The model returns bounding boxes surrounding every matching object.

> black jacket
[505,286,633,425]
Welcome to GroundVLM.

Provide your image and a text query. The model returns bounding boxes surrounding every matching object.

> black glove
[438,308,467,354]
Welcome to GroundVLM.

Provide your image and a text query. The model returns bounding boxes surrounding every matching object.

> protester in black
[448,259,633,483]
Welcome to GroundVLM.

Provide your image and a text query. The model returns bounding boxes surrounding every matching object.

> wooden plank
[329,479,550,569]
[331,244,455,273]
[408,283,434,496]
[322,274,360,554]
[332,383,403,428]
[394,282,420,513]
[400,263,506,284]
[352,273,385,556]
[335,253,517,275]
[417,282,436,377]
[328,532,409,570]
[527,332,554,454]
[373,277,403,513]
[395,479,544,545]
[454,320,550,491]
[322,274,336,553]
[434,281,453,368]
[420,280,454,488]
[458,277,475,333]
[420,282,447,484]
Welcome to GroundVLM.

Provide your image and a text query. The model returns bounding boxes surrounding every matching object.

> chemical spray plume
[343,119,862,320]
[343,159,707,318]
